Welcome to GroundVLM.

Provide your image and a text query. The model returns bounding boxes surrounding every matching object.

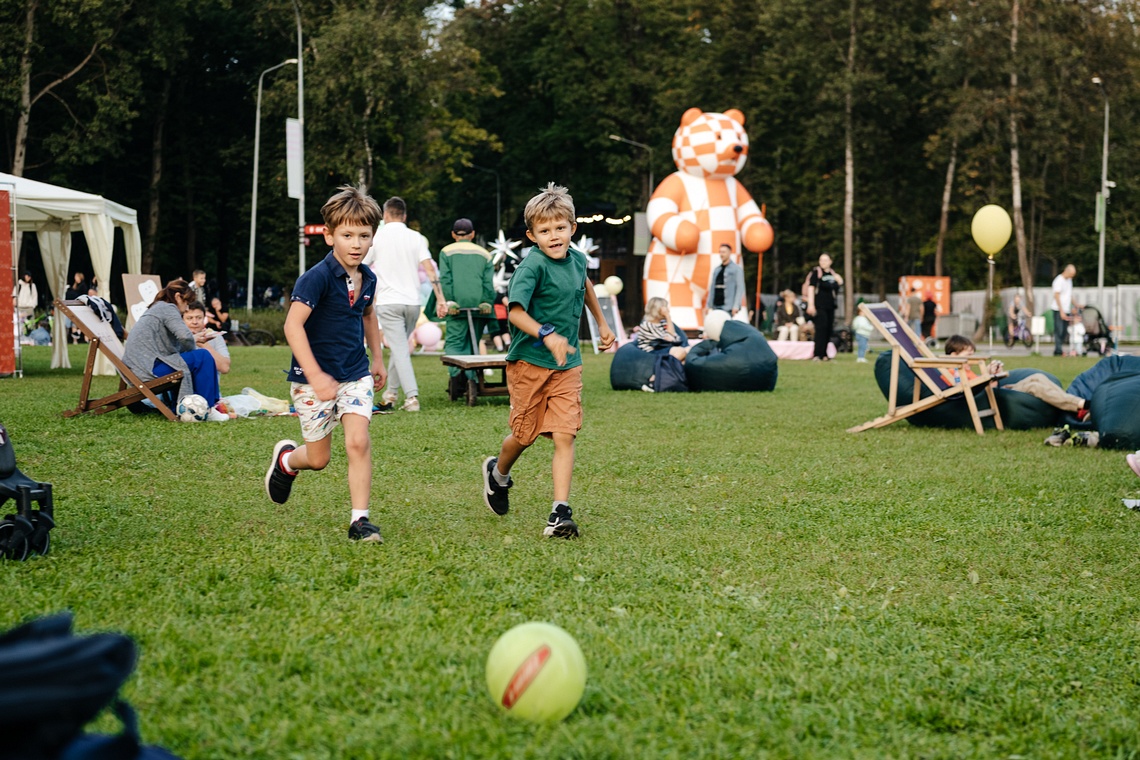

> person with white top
[1052,264,1078,356]
[362,196,447,411]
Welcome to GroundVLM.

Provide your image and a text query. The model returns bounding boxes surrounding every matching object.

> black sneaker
[373,402,395,414]
[482,456,512,515]
[1044,425,1073,447]
[265,440,298,504]
[543,505,579,539]
[348,517,383,543]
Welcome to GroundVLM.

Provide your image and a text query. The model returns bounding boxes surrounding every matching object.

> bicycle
[1005,316,1033,349]
[224,319,277,347]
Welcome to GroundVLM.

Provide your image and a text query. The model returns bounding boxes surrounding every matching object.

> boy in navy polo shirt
[265,185,387,542]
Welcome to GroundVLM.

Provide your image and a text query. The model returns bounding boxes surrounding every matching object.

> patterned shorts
[291,375,373,442]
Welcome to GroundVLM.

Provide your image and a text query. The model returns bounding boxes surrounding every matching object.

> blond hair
[643,297,669,322]
[321,184,382,232]
[524,182,575,230]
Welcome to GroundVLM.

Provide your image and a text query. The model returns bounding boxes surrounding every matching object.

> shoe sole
[265,439,298,504]
[351,533,383,543]
[482,456,508,516]
[543,521,579,539]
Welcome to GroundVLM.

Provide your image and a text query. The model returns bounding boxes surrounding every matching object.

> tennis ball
[485,622,587,722]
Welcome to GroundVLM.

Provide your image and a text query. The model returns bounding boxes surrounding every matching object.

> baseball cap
[452,218,474,234]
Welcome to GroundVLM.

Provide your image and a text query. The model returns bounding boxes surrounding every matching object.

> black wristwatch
[534,323,557,346]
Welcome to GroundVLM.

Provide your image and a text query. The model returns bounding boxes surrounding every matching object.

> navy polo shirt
[288,251,377,383]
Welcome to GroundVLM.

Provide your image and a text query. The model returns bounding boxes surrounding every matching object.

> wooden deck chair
[54,299,183,421]
[847,302,1003,435]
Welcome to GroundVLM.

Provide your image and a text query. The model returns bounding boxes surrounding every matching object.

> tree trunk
[935,136,957,279]
[1009,0,1033,315]
[143,77,171,274]
[843,0,857,322]
[12,0,37,176]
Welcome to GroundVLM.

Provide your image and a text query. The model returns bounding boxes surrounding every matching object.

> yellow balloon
[971,204,1012,257]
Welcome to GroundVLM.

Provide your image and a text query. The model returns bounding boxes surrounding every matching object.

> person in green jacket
[439,217,495,382]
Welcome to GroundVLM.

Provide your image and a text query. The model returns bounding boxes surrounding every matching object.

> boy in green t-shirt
[481,183,615,538]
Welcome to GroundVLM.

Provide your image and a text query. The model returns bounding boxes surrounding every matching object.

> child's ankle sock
[492,465,510,487]
[280,451,299,476]
[351,509,369,524]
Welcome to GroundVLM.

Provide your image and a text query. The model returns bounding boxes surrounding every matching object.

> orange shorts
[506,361,583,446]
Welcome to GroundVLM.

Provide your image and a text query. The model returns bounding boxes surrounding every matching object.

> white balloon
[593,283,609,298]
[604,276,624,296]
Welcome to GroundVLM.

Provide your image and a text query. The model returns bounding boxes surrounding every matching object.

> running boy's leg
[551,432,575,503]
[341,413,372,510]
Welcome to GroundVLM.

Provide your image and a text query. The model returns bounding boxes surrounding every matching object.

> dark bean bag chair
[609,342,658,390]
[609,331,692,391]
[872,350,1061,430]
[1088,370,1140,450]
[684,321,778,392]
[1067,355,1140,399]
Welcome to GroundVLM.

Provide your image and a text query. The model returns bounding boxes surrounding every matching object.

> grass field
[3,343,1139,759]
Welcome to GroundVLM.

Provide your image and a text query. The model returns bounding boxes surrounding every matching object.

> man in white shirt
[363,197,447,411]
[1051,264,1078,356]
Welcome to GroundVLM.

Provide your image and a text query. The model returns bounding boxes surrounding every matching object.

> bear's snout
[733,145,743,154]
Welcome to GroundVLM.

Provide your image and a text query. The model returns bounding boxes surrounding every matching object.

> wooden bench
[440,353,509,406]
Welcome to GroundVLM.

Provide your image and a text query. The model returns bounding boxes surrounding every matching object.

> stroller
[1081,306,1115,356]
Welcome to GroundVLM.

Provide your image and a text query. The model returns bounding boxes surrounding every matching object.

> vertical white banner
[286,118,302,200]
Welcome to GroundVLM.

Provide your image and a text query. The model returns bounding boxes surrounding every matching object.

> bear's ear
[724,108,745,125]
[680,108,703,127]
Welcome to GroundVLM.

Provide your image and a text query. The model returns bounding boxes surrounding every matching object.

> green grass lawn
[3,343,1139,759]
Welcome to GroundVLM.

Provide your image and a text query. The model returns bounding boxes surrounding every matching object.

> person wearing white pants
[363,197,447,411]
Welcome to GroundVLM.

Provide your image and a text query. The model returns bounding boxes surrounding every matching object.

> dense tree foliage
[3,0,1138,311]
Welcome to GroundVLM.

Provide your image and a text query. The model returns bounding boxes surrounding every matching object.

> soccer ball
[177,394,210,422]
[485,622,587,722]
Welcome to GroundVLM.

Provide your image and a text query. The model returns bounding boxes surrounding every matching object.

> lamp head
[1092,76,1103,86]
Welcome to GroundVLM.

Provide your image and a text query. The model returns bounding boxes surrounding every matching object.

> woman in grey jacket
[122,279,220,411]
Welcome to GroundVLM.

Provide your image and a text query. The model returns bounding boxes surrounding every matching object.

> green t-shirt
[505,245,587,369]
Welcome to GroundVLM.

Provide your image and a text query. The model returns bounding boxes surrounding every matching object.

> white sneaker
[856,357,868,363]
[641,384,655,393]
[401,396,420,412]
[381,390,397,406]
[206,407,230,422]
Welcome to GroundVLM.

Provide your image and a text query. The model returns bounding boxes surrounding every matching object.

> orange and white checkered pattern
[644,109,766,330]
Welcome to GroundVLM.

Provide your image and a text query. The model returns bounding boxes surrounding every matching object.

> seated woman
[635,297,690,392]
[773,289,804,341]
[122,279,225,420]
[942,334,1089,419]
[637,297,688,362]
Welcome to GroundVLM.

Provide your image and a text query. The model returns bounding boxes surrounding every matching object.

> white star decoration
[489,230,522,269]
[574,235,600,269]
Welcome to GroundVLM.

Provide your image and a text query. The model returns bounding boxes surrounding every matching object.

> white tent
[0,172,142,374]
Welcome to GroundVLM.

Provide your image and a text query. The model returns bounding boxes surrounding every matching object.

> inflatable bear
[643,108,774,332]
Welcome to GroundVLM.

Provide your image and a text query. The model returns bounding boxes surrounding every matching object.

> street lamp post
[247,58,298,313]
[608,134,653,204]
[470,164,501,232]
[293,0,306,278]
[1092,76,1111,318]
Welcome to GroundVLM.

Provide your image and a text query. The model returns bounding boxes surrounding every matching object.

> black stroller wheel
[0,521,30,561]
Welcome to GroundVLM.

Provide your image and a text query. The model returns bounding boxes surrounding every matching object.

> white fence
[950,285,1140,341]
